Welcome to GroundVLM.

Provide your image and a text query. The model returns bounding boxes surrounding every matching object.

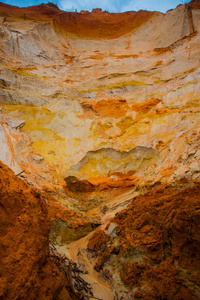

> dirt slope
[86,183,200,299]
[0,161,76,300]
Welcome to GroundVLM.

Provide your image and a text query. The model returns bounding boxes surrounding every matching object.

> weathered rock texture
[0,1,199,193]
[87,183,200,299]
[0,161,77,299]
[0,1,200,299]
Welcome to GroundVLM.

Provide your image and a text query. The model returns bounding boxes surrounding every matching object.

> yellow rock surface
[0,1,200,190]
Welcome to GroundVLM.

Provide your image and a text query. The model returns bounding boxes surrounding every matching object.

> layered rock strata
[0,1,200,299]
[0,1,199,192]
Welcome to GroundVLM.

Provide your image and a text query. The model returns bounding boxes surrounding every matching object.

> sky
[1,0,190,13]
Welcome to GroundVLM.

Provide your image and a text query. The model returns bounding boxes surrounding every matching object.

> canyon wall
[0,1,199,192]
[0,1,200,299]
[0,161,78,300]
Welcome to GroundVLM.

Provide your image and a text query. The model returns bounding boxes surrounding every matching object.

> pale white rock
[0,124,21,174]
[194,149,200,159]
[188,149,197,156]
[182,153,188,160]
[190,161,200,172]
[192,173,200,180]
[174,165,190,177]
[31,155,44,162]
[105,223,118,236]
[7,120,25,129]
[42,89,61,97]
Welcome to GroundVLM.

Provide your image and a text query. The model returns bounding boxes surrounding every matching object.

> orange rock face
[0,2,155,39]
[0,161,75,300]
[0,1,200,299]
[1,1,200,189]
[88,183,200,299]
[53,9,155,39]
[0,3,61,21]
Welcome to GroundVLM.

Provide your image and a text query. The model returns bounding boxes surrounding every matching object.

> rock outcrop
[0,1,200,192]
[0,1,200,299]
[0,161,77,299]
[86,183,200,299]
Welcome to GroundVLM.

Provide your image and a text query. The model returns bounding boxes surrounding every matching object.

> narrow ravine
[58,232,114,300]
[56,188,139,300]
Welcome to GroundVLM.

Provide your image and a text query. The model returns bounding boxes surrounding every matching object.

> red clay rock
[0,2,200,298]
[0,3,61,21]
[0,2,155,39]
[88,183,200,298]
[88,229,110,252]
[53,9,155,39]
[0,161,75,300]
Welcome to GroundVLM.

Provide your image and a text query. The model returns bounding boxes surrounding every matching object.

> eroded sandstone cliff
[0,1,200,191]
[0,161,78,300]
[87,183,200,299]
[0,1,200,299]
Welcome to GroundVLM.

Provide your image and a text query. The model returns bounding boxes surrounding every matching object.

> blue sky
[1,0,190,13]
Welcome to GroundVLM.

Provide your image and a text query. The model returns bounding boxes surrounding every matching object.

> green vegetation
[47,1,59,9]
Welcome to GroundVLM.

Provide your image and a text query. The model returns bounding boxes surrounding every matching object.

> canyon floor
[0,1,200,299]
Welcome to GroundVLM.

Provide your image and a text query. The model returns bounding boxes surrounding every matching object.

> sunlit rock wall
[0,1,199,190]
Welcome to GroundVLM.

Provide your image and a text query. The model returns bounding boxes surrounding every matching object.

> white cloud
[58,0,185,13]
[120,0,185,13]
[1,0,187,12]
[58,0,118,12]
